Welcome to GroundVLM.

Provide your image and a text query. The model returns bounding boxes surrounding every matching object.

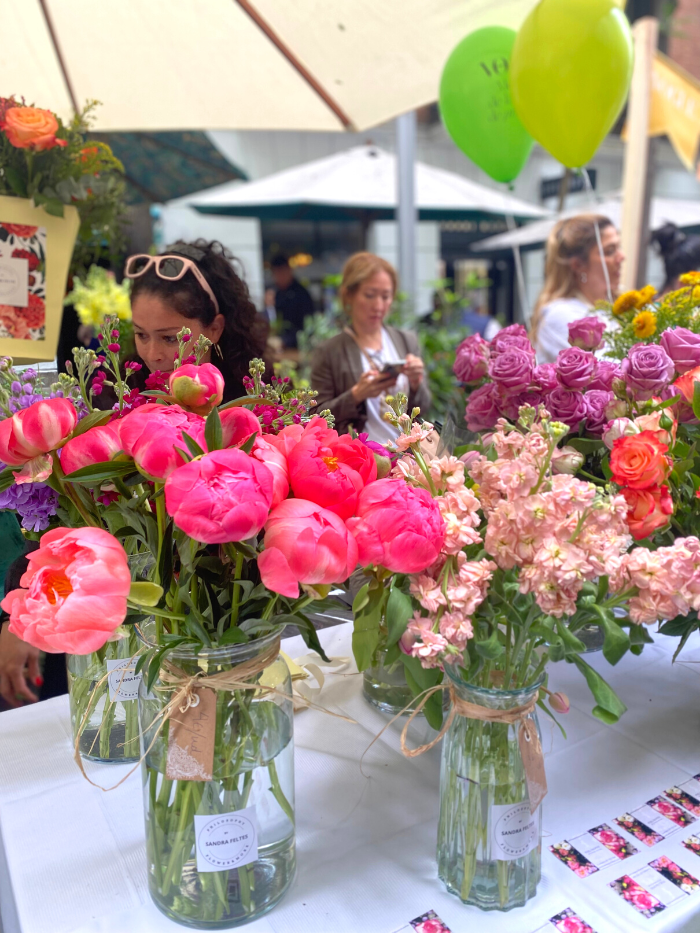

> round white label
[491,802,539,861]
[106,660,141,702]
[195,810,258,872]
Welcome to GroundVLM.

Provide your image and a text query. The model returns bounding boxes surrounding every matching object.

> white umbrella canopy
[182,145,549,222]
[2,0,541,132]
[471,194,700,252]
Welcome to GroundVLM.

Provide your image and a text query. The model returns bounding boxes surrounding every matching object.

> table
[1,622,700,933]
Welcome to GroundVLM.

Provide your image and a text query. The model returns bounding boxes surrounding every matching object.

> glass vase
[362,647,415,714]
[138,627,295,928]
[437,668,543,911]
[66,625,141,763]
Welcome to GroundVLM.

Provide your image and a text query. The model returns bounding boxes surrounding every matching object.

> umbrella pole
[397,112,417,316]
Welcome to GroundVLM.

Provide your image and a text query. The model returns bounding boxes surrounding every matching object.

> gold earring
[214,343,223,360]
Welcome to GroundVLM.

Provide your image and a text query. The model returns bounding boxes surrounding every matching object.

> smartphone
[379,360,406,378]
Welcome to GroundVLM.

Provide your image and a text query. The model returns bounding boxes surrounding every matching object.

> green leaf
[659,611,698,638]
[352,583,370,614]
[157,520,174,596]
[68,409,113,439]
[240,431,258,455]
[0,466,17,493]
[351,585,384,672]
[219,625,250,645]
[135,648,154,677]
[402,655,443,730]
[204,407,223,452]
[628,623,654,647]
[474,628,504,660]
[63,459,136,484]
[385,587,413,648]
[692,381,700,422]
[128,581,163,607]
[42,198,65,217]
[282,612,330,662]
[566,437,606,455]
[555,617,586,655]
[595,610,630,666]
[5,166,27,197]
[182,432,205,458]
[146,639,190,693]
[573,655,627,723]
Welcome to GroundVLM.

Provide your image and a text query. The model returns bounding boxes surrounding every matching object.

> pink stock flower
[219,406,260,448]
[60,422,123,475]
[118,403,206,481]
[258,498,358,598]
[1,527,131,654]
[0,398,77,483]
[164,448,274,544]
[395,420,435,452]
[251,435,289,507]
[347,477,446,573]
[410,574,446,613]
[168,362,225,415]
[410,628,449,667]
[438,611,474,650]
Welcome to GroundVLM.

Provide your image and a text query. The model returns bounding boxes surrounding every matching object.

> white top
[534,296,610,363]
[359,327,409,446]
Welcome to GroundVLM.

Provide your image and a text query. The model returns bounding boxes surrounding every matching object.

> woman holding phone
[311,252,430,442]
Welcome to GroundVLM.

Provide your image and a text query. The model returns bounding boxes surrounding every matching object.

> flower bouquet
[0,322,392,926]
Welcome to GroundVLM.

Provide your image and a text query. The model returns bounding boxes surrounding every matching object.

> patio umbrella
[181,145,549,223]
[4,0,541,131]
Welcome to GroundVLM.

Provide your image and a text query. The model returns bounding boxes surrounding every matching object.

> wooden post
[620,17,659,290]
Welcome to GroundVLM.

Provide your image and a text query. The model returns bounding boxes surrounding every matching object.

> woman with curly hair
[125,239,269,399]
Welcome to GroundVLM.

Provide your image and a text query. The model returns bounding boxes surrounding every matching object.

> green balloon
[439,26,533,184]
[510,0,633,169]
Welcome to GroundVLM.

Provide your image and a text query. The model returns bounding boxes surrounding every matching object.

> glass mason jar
[66,625,141,763]
[437,667,543,911]
[138,626,295,928]
[362,646,415,714]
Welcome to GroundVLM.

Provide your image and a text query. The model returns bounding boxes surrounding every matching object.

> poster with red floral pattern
[0,222,47,340]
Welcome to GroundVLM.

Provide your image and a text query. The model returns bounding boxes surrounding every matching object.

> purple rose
[465,383,502,432]
[556,347,597,390]
[589,360,621,391]
[500,389,546,422]
[659,327,700,374]
[568,316,606,351]
[584,389,615,435]
[531,363,558,391]
[487,346,534,393]
[547,386,588,429]
[620,344,675,400]
[489,324,535,358]
[454,334,489,384]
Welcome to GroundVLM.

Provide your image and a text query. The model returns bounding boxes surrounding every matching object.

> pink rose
[0,397,77,467]
[489,323,534,357]
[546,387,588,429]
[164,448,274,544]
[60,422,123,475]
[118,403,206,480]
[660,326,700,374]
[168,362,225,415]
[488,346,534,394]
[567,316,606,352]
[531,363,558,391]
[1,527,131,654]
[584,389,615,435]
[621,344,675,400]
[556,347,597,390]
[454,334,490,384]
[219,406,260,448]
[258,498,358,598]
[347,477,446,573]
[465,383,502,432]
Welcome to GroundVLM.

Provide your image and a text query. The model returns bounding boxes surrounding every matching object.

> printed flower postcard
[549,841,598,878]
[664,786,700,818]
[614,813,664,847]
[648,796,697,828]
[549,907,597,933]
[682,835,700,857]
[609,874,666,918]
[0,222,47,340]
[649,855,700,894]
[409,910,452,933]
[590,823,638,859]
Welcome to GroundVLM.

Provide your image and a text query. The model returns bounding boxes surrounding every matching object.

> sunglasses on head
[124,254,220,316]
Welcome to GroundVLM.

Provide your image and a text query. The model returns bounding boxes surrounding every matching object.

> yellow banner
[649,52,700,171]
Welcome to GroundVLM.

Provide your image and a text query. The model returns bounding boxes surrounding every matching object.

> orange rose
[610,430,671,490]
[674,365,700,403]
[622,485,673,541]
[1,106,67,151]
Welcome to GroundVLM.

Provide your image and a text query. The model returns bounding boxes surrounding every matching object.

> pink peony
[118,403,206,481]
[219,406,260,448]
[251,435,289,507]
[0,398,77,482]
[1,527,131,654]
[347,477,446,573]
[60,422,123,475]
[258,498,358,598]
[164,448,274,544]
[168,362,225,415]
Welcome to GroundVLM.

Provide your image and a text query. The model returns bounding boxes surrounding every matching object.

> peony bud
[549,692,570,714]
[551,445,585,475]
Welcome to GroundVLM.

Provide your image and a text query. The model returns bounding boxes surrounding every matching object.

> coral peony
[1,527,131,654]
[118,403,206,480]
[258,498,358,598]
[347,477,446,573]
[168,363,225,415]
[1,106,67,151]
[0,397,77,483]
[622,485,673,540]
[610,431,670,490]
[60,422,123,475]
[164,448,274,544]
[251,435,289,507]
[219,406,260,448]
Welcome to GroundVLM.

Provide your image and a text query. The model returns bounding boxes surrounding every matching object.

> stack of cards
[550,824,638,877]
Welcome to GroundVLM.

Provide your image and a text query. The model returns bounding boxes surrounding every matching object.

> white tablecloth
[1,622,700,933]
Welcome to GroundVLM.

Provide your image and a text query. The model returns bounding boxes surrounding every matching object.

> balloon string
[582,168,613,303]
[503,196,530,325]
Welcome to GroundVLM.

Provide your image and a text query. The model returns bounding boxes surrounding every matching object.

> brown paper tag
[518,719,548,814]
[166,686,216,782]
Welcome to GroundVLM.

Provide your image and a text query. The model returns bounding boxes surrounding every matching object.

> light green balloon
[510,0,633,169]
[439,26,534,184]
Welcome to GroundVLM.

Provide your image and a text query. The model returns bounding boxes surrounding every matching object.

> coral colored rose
[660,327,700,374]
[346,477,446,573]
[251,435,289,507]
[556,347,597,390]
[454,334,490,384]
[60,422,123,475]
[621,344,675,400]
[584,389,615,435]
[258,498,358,598]
[1,527,131,654]
[1,106,67,151]
[622,485,673,540]
[546,387,588,429]
[164,448,273,544]
[287,424,377,520]
[465,383,502,432]
[118,403,206,480]
[610,431,670,490]
[635,409,677,446]
[168,363,225,415]
[674,365,700,403]
[589,359,621,391]
[487,346,534,393]
[568,316,606,351]
[0,397,77,482]
[219,406,260,448]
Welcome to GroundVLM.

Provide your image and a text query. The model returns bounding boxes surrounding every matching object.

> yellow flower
[680,271,700,286]
[635,284,657,307]
[693,286,700,303]
[632,310,657,338]
[613,290,641,316]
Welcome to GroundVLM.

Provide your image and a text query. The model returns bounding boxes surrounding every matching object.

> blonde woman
[531,215,624,363]
[311,252,430,442]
